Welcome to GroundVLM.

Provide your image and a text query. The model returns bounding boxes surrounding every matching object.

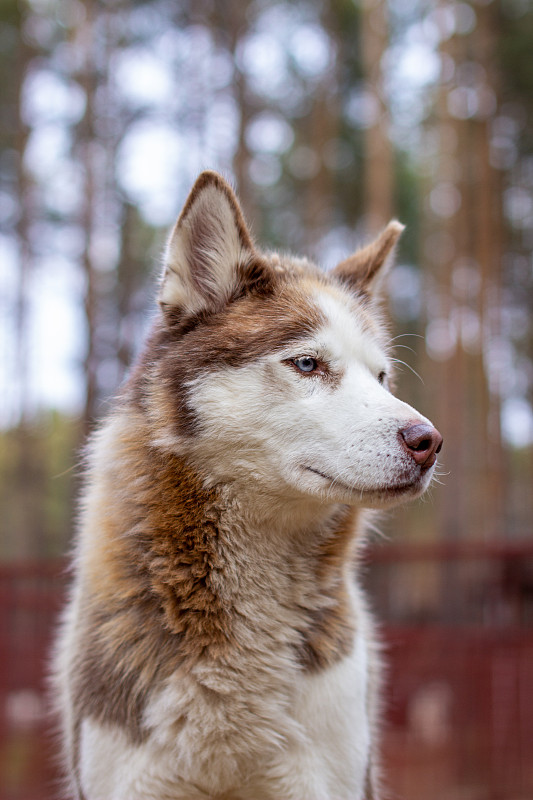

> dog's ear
[332,221,404,297]
[159,171,256,315]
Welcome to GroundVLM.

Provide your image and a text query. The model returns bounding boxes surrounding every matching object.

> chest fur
[78,621,372,800]
[68,433,370,797]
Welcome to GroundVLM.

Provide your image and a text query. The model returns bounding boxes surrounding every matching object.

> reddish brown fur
[71,435,235,745]
[71,423,364,746]
[333,222,403,295]
[129,270,327,436]
[296,507,360,670]
[57,173,406,800]
[160,171,257,316]
[177,171,255,255]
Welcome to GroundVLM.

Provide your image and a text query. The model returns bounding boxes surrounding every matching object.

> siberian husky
[53,171,442,800]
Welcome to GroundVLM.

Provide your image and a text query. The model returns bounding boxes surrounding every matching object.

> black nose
[399,423,443,470]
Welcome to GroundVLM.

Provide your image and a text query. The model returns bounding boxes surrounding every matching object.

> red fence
[366,540,533,800]
[1,547,532,800]
[0,562,65,800]
[382,626,533,800]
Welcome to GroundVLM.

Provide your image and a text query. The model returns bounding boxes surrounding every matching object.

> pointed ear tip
[193,169,232,192]
[196,168,223,182]
[176,169,241,231]
[387,220,406,236]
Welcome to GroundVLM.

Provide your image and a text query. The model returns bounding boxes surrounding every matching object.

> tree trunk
[360,0,394,233]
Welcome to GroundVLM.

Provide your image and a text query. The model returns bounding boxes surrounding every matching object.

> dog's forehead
[257,252,388,361]
[306,278,387,361]
[267,252,317,277]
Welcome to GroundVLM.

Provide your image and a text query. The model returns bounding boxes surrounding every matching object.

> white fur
[61,280,435,800]
[56,175,440,800]
[185,284,432,510]
[78,623,373,800]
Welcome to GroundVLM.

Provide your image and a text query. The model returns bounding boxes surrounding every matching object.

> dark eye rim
[292,356,319,374]
[377,370,387,385]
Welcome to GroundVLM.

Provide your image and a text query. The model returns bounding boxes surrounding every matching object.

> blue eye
[293,356,318,373]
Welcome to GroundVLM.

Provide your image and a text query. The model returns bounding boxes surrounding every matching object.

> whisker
[52,464,78,480]
[389,333,424,341]
[390,358,424,384]
[392,343,417,355]
[365,517,389,541]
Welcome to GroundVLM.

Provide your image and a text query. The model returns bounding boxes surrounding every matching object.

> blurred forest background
[0,0,532,798]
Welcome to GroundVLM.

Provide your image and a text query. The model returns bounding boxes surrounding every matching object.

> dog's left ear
[332,221,405,297]
[160,171,256,315]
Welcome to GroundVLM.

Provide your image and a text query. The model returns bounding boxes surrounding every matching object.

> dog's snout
[399,423,443,470]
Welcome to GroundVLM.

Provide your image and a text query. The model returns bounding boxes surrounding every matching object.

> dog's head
[134,171,441,510]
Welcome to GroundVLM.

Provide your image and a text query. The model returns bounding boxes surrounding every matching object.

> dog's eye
[292,356,318,373]
[377,371,387,385]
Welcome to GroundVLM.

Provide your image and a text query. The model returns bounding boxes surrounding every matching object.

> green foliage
[500,5,533,160]
[0,414,79,559]
[394,150,421,263]
[500,5,533,101]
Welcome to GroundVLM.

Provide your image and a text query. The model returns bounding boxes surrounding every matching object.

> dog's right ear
[159,171,256,316]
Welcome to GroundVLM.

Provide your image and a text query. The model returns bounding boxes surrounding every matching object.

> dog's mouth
[304,466,356,494]
[303,465,425,499]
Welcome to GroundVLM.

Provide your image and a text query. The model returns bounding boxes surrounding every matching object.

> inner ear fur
[333,220,405,296]
[159,171,261,316]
